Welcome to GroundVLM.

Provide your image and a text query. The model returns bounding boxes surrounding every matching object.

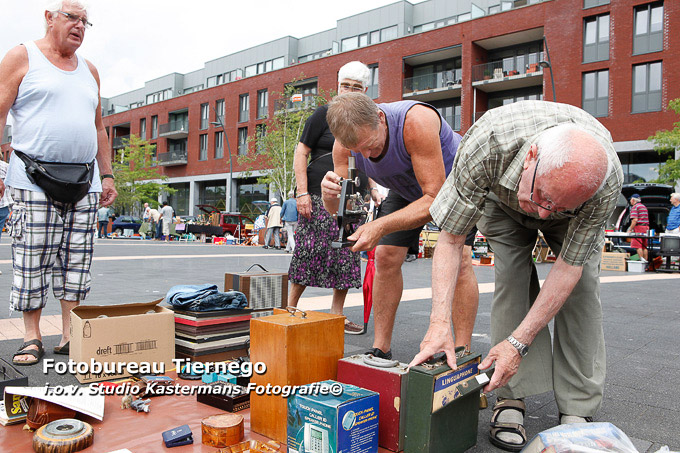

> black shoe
[275,247,282,250]
[364,347,392,360]
[263,246,269,249]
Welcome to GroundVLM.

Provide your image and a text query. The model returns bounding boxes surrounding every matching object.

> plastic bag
[522,422,638,453]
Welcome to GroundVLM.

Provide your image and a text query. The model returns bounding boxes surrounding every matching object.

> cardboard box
[287,380,379,453]
[601,252,629,272]
[70,299,175,383]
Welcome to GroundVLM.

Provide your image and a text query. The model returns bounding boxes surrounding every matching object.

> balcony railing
[472,53,544,83]
[159,119,189,138]
[157,149,187,166]
[274,94,319,112]
[112,135,130,149]
[403,69,462,94]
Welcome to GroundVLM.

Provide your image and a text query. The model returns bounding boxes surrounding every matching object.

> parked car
[111,216,143,235]
[609,183,674,255]
[195,205,254,238]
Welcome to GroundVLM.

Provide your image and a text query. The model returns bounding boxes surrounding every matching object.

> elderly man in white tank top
[0,0,117,366]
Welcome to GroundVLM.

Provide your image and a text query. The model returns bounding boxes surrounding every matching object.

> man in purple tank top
[321,92,479,362]
[0,1,117,366]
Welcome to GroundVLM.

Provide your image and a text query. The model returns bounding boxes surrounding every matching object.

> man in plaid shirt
[410,101,623,450]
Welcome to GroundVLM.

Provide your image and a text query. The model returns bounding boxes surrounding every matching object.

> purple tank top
[352,101,461,202]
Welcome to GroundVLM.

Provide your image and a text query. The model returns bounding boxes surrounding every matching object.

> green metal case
[404,352,488,453]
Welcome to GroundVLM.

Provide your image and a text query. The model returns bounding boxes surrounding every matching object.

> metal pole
[543,35,556,102]
[211,107,233,212]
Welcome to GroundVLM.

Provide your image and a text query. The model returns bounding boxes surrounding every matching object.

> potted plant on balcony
[483,70,492,80]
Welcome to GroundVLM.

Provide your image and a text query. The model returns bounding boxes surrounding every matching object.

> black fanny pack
[14,150,95,204]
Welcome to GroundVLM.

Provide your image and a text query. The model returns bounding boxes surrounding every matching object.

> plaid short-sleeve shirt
[430,101,624,266]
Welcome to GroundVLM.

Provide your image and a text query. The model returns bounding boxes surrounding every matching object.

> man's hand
[370,189,385,207]
[99,178,117,207]
[347,221,384,252]
[479,339,522,393]
[321,171,343,201]
[408,320,458,370]
[297,194,312,220]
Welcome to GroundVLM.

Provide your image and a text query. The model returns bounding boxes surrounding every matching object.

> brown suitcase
[249,308,344,442]
[224,265,288,310]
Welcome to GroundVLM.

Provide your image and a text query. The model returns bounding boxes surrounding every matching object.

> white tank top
[6,41,102,192]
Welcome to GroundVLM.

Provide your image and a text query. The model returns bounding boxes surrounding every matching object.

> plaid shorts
[8,188,99,312]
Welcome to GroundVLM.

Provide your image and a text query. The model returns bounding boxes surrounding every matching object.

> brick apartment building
[2,0,677,218]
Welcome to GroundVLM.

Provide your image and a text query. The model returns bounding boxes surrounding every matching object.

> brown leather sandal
[12,339,44,366]
[489,398,528,452]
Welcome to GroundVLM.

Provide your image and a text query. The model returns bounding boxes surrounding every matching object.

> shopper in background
[263,198,282,250]
[665,193,680,234]
[280,191,299,253]
[627,193,649,262]
[160,201,174,242]
[287,61,372,335]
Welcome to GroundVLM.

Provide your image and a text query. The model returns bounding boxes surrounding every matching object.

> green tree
[239,81,332,200]
[112,135,175,214]
[648,98,680,185]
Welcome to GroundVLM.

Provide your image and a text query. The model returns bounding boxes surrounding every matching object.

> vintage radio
[224,265,288,310]
[404,352,491,453]
[337,354,409,452]
[250,307,344,442]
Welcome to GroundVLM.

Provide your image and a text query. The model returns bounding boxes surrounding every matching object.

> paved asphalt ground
[0,238,678,451]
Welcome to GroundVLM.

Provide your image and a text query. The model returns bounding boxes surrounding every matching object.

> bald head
[535,124,610,203]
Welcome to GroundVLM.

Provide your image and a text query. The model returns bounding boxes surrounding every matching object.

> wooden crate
[249,309,344,442]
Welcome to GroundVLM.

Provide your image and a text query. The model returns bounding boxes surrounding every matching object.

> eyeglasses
[339,83,364,92]
[529,158,582,218]
[57,11,92,29]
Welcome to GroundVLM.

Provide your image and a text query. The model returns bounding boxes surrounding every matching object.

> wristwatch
[506,335,529,357]
[101,174,115,180]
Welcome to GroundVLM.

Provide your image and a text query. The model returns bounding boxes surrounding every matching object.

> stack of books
[172,307,252,362]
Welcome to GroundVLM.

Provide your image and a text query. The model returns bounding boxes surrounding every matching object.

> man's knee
[375,245,407,273]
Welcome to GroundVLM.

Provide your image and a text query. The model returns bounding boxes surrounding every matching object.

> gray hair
[45,0,89,26]
[327,92,379,148]
[670,193,680,202]
[534,124,612,193]
[288,190,295,198]
[338,61,370,88]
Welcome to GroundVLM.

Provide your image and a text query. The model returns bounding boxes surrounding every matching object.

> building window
[582,70,609,117]
[257,90,268,119]
[199,134,208,161]
[380,26,398,41]
[634,2,663,55]
[238,127,248,155]
[200,103,209,130]
[215,131,224,159]
[584,0,609,7]
[139,118,146,140]
[367,65,379,99]
[215,99,225,124]
[239,94,249,123]
[632,61,662,113]
[145,88,172,105]
[256,124,266,153]
[583,14,609,62]
[433,101,461,132]
[341,36,359,52]
[151,116,158,139]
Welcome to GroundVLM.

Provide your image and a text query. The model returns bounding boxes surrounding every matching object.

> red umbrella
[362,247,376,334]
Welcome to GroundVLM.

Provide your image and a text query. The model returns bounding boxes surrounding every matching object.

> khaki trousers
[476,195,605,417]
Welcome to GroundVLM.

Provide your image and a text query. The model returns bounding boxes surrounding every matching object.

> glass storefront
[200,181,227,211]
[238,177,268,217]
[167,183,190,215]
[618,150,671,184]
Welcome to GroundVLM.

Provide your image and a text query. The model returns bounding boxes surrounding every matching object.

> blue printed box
[287,380,379,453]
[432,358,480,413]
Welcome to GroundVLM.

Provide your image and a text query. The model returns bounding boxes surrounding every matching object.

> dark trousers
[98,221,108,238]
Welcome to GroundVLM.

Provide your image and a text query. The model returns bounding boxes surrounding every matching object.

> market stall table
[1,373,393,452]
